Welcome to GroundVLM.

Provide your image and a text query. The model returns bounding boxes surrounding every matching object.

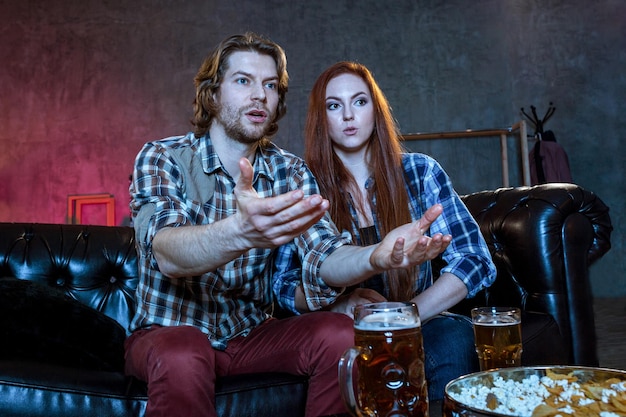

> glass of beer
[338,302,429,417]
[471,306,523,371]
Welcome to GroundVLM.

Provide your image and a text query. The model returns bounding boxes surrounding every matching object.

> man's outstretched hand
[233,157,330,249]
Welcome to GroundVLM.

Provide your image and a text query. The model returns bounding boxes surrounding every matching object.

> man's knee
[139,326,215,381]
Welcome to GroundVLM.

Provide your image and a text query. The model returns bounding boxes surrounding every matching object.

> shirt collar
[198,133,274,184]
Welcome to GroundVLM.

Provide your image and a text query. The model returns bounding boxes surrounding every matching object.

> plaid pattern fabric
[273,152,496,314]
[129,132,350,349]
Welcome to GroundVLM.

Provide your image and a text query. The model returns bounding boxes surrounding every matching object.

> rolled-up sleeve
[130,141,193,266]
[272,212,352,313]
[414,154,496,297]
[272,161,353,313]
[272,244,302,314]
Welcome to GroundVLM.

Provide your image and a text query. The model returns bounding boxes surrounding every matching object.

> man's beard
[217,102,274,144]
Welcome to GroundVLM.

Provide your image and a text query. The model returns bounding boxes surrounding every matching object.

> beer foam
[474,320,519,326]
[355,311,420,331]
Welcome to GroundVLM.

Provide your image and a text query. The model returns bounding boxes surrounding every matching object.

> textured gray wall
[1,0,624,296]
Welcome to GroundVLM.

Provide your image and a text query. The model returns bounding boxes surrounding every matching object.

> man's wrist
[213,215,251,254]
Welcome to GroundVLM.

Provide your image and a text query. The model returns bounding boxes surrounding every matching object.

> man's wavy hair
[192,32,289,138]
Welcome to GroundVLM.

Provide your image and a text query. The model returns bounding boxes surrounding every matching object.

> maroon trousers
[124,312,354,417]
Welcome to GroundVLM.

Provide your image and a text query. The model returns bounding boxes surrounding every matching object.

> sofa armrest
[459,183,612,365]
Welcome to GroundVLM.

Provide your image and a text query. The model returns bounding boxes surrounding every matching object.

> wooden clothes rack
[402,120,530,187]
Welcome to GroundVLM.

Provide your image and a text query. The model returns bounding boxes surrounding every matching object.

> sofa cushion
[0,277,126,371]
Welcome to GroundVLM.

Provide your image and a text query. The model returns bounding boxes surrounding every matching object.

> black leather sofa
[0,183,612,417]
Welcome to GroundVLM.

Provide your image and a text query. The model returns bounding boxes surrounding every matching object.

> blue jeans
[422,312,478,401]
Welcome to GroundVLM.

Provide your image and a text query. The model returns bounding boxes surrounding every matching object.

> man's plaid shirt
[129,132,350,350]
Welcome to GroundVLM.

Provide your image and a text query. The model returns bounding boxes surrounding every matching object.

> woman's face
[324,73,375,157]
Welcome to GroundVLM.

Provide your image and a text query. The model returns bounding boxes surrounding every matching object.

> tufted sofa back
[0,223,139,334]
[0,183,613,366]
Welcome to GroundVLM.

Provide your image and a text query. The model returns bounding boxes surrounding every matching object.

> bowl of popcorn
[443,366,626,417]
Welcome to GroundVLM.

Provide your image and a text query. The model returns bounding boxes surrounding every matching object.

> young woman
[273,61,496,401]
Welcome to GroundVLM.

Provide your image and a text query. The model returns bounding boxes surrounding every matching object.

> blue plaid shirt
[273,152,496,313]
[129,132,350,349]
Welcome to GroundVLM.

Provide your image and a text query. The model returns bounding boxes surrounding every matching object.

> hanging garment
[529,131,573,185]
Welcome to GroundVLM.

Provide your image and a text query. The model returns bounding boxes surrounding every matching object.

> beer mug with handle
[338,302,429,417]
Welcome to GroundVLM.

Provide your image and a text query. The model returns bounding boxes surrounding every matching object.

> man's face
[214,51,279,144]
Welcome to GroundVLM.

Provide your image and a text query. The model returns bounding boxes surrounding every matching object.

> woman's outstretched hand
[369,204,452,272]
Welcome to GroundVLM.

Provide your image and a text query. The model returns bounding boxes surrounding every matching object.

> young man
[126,32,448,417]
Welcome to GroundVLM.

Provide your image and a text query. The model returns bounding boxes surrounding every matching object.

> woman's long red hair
[304,62,415,301]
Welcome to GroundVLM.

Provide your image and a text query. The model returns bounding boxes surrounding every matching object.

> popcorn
[449,369,626,416]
